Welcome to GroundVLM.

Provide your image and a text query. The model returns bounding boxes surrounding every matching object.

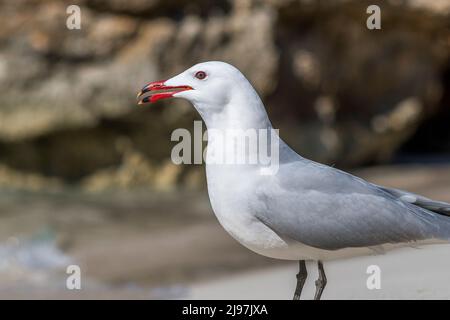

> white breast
[204,161,419,261]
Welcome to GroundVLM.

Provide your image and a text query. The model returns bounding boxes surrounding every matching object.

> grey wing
[255,161,450,250]
[376,185,450,217]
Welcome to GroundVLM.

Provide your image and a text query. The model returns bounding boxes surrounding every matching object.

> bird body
[138,61,450,298]
[205,138,450,261]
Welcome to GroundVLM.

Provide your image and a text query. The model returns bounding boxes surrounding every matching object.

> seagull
[137,61,450,300]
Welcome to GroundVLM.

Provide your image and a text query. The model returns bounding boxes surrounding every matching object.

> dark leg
[293,260,307,300]
[314,261,327,300]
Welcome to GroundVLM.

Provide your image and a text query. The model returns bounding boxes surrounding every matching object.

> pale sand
[187,244,450,299]
[0,164,448,299]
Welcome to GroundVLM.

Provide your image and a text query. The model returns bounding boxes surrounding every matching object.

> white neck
[193,81,273,131]
[193,89,288,175]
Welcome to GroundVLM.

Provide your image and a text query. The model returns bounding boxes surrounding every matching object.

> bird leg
[313,261,327,300]
[293,260,307,300]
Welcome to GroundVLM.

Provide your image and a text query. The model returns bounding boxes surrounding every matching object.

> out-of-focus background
[0,0,449,299]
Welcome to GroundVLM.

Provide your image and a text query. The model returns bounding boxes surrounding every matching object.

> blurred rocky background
[0,0,448,191]
[0,0,449,299]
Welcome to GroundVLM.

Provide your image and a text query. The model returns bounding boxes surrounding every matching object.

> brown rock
[0,0,448,190]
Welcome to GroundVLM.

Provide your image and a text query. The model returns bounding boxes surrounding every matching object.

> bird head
[137,61,269,129]
[139,61,254,109]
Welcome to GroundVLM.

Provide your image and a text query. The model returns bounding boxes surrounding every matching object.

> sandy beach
[187,244,450,299]
[0,164,449,299]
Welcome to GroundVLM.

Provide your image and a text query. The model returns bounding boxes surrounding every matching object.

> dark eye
[194,71,207,80]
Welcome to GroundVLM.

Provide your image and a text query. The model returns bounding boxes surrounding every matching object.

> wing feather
[254,160,450,250]
[376,186,450,216]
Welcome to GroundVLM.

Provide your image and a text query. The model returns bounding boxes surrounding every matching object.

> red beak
[137,80,192,104]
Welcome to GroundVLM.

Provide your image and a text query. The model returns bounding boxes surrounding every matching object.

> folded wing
[377,186,450,217]
[254,160,450,251]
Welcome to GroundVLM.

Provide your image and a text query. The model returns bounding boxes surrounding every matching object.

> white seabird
[137,61,450,299]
